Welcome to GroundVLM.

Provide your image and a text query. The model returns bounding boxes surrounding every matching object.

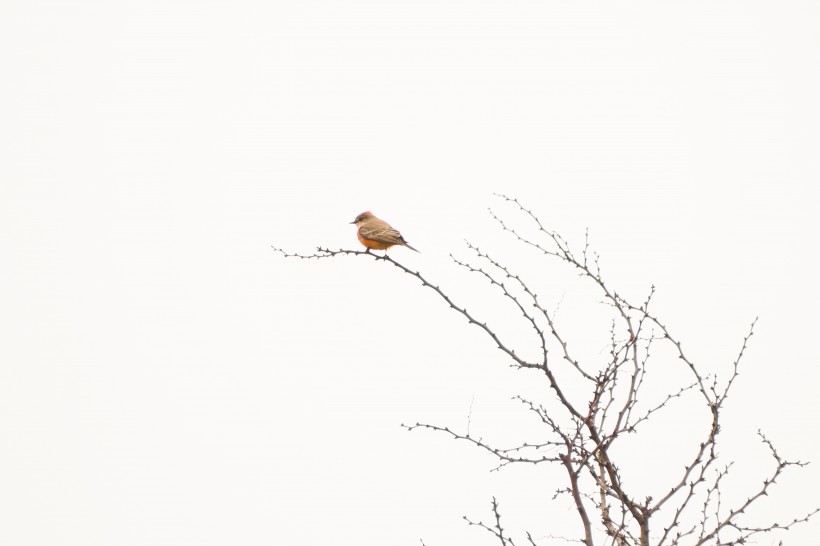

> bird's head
[351,211,375,225]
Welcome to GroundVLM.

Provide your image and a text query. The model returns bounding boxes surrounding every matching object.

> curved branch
[272,246,541,370]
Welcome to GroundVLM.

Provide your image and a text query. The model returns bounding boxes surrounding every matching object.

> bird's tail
[404,242,420,253]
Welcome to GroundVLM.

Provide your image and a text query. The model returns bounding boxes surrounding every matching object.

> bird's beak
[349,221,356,224]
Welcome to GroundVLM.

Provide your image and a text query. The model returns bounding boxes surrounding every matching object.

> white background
[1,1,818,544]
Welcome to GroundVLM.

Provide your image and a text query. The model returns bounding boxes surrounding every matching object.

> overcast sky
[2,1,819,544]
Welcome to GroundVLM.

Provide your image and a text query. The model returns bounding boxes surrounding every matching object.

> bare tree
[273,195,817,546]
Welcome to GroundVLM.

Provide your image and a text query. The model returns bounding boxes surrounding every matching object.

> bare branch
[272,245,543,370]
[402,422,561,470]
[464,498,517,546]
[274,197,815,546]
[694,431,816,545]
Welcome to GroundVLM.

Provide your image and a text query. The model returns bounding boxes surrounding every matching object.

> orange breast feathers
[357,230,396,250]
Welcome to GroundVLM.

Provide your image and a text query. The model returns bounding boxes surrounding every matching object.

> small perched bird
[351,211,419,253]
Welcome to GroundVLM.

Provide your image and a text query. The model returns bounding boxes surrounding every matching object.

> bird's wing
[360,220,405,244]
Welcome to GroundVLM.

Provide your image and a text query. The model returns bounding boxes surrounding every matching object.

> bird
[350,211,419,253]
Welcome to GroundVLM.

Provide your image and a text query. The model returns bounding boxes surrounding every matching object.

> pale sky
[1,1,819,544]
